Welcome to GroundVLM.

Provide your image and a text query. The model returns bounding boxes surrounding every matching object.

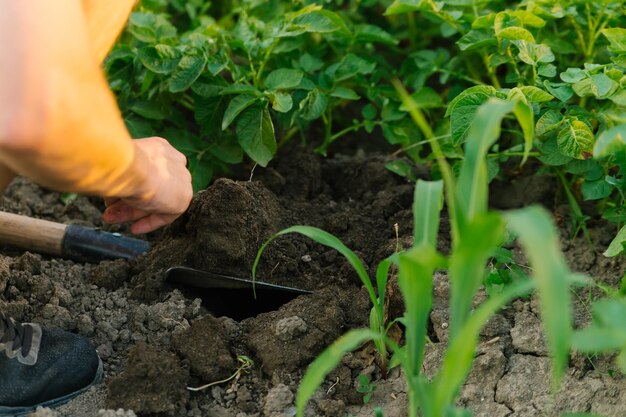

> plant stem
[254,39,279,88]
[392,78,460,246]
[487,151,541,158]
[482,52,501,88]
[556,170,594,248]
[407,13,417,49]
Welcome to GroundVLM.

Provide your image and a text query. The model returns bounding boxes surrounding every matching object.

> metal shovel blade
[165,266,311,295]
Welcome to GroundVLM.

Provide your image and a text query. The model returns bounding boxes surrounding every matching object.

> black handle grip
[61,224,150,262]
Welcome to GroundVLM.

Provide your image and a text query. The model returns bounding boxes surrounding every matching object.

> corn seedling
[253,94,578,416]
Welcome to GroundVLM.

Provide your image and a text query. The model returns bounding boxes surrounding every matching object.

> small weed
[187,355,253,392]
[356,374,377,404]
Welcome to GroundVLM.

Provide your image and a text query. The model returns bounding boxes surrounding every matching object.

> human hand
[102,137,192,234]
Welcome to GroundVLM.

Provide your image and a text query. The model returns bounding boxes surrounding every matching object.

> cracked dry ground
[0,148,624,417]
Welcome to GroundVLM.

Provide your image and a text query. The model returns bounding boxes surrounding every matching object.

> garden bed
[1,146,625,417]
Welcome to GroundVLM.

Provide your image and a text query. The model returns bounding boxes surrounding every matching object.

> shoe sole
[0,357,103,417]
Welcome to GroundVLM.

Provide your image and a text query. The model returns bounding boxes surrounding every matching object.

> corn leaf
[296,329,378,417]
[434,279,534,414]
[413,180,444,248]
[252,226,380,318]
[448,213,505,338]
[397,245,443,379]
[505,206,573,389]
[456,98,533,228]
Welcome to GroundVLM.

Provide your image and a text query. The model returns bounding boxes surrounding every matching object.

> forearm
[0,0,144,198]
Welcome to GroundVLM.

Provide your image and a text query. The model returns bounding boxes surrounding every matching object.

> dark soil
[1,148,625,417]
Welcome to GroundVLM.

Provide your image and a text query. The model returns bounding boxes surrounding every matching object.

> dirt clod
[106,343,189,416]
[172,314,236,382]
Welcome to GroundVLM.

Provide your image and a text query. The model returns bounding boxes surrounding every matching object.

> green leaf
[362,104,377,120]
[497,26,535,43]
[222,95,259,130]
[208,136,244,164]
[508,10,546,28]
[581,179,612,200]
[557,119,594,159]
[516,41,555,66]
[169,54,207,93]
[269,92,293,113]
[538,63,557,78]
[129,101,166,120]
[457,30,497,51]
[188,154,214,192]
[264,69,304,90]
[397,245,441,380]
[386,159,417,181]
[195,95,227,136]
[330,87,360,100]
[565,159,598,175]
[449,213,505,338]
[602,28,626,53]
[354,24,398,45]
[253,225,380,321]
[384,0,432,16]
[560,68,586,83]
[299,89,328,120]
[572,74,619,98]
[235,105,276,166]
[293,10,349,34]
[220,84,262,95]
[446,86,496,145]
[456,99,516,224]
[538,137,573,166]
[295,329,377,417]
[299,54,323,73]
[506,206,573,389]
[536,110,563,136]
[609,89,626,106]
[138,45,181,74]
[326,54,375,82]
[594,124,626,158]
[519,86,554,103]
[543,81,574,102]
[124,115,153,138]
[413,180,443,247]
[604,224,626,257]
[572,298,626,373]
[400,88,444,110]
[436,279,534,410]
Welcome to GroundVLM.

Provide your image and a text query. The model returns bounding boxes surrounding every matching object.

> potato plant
[107,1,626,223]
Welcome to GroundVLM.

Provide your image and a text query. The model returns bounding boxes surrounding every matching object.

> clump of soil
[244,286,370,374]
[128,178,282,300]
[107,343,189,416]
[172,315,236,382]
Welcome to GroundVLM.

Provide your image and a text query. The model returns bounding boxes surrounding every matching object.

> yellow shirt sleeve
[82,0,137,63]
[0,0,145,198]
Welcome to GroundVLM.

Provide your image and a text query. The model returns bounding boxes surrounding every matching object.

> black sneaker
[0,313,103,416]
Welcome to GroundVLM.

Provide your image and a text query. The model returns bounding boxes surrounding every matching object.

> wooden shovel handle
[0,211,67,256]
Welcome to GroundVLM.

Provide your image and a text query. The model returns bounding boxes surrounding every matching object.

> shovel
[0,211,149,262]
[165,266,311,319]
[0,211,309,300]
[165,266,311,295]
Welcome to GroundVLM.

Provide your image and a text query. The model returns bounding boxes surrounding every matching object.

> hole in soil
[176,285,302,321]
